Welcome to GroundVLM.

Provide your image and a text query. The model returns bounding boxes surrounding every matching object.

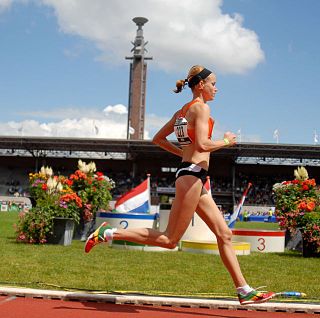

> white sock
[236,284,254,296]
[103,228,117,241]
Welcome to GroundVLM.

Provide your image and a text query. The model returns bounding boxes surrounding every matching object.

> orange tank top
[174,100,214,146]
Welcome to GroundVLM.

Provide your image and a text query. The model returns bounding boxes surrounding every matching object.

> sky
[0,0,319,145]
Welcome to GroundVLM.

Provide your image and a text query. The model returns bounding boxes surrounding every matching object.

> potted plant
[297,210,320,257]
[16,166,82,245]
[273,166,320,257]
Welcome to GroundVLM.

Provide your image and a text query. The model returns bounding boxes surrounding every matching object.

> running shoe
[84,222,113,253]
[238,290,276,305]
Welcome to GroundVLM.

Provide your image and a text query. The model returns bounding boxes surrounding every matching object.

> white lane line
[0,296,17,305]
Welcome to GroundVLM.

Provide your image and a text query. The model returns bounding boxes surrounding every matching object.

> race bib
[174,117,192,146]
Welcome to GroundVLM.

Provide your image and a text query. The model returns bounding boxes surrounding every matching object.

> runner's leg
[112,176,203,248]
[195,192,247,287]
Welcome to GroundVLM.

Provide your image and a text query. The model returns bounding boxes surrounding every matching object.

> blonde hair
[173,65,206,93]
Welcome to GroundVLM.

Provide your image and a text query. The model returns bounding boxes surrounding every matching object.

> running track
[0,296,316,318]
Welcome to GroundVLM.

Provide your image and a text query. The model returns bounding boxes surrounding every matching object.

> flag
[115,177,150,213]
[92,120,99,136]
[228,183,252,228]
[314,130,318,144]
[204,176,211,195]
[273,129,279,143]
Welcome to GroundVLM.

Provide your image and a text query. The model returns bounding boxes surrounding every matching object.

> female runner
[85,65,275,305]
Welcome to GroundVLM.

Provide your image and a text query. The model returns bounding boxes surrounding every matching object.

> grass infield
[0,212,319,302]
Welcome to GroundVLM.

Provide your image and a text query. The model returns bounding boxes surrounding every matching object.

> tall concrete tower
[126,17,152,140]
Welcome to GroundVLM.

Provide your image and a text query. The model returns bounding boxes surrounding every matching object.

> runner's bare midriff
[181,146,210,171]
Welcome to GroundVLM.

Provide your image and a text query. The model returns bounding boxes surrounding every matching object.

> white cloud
[0,0,12,12]
[0,104,160,139]
[103,104,128,115]
[37,0,264,74]
[1,117,127,138]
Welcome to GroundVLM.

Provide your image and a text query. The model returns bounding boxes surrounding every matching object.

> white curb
[0,286,320,314]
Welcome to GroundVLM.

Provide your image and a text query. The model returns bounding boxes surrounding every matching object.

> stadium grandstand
[0,136,320,214]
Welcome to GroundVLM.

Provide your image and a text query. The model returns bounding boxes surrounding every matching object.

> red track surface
[0,296,316,318]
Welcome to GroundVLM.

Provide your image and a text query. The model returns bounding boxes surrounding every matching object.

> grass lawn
[235,221,280,230]
[1,212,320,302]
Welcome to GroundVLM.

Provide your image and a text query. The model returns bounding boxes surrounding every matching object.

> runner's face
[203,74,217,101]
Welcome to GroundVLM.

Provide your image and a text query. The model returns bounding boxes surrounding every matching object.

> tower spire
[126,17,152,140]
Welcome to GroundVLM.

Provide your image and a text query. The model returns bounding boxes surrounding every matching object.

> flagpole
[205,176,211,196]
[228,182,252,228]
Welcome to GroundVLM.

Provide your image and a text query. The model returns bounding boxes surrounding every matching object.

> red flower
[69,174,79,181]
[96,172,104,177]
[302,184,309,191]
[65,179,73,186]
[42,184,48,190]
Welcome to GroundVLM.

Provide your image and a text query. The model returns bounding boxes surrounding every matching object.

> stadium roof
[0,136,320,162]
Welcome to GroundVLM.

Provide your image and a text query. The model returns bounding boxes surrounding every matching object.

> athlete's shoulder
[190,101,210,114]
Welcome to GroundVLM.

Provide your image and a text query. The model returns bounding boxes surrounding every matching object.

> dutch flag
[114,177,150,213]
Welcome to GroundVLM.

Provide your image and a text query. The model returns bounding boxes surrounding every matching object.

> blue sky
[0,0,319,144]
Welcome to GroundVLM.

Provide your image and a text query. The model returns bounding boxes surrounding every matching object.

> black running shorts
[175,162,208,184]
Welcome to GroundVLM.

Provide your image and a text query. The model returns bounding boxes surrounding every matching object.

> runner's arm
[194,104,236,153]
[152,112,183,157]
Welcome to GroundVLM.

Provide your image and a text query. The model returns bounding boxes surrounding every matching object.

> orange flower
[307,179,316,187]
[75,170,87,179]
[298,201,307,210]
[306,201,316,212]
[60,192,83,208]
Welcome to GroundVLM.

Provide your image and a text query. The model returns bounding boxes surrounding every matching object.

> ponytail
[173,79,188,93]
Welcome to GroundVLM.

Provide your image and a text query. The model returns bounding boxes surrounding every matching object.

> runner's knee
[216,228,233,243]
